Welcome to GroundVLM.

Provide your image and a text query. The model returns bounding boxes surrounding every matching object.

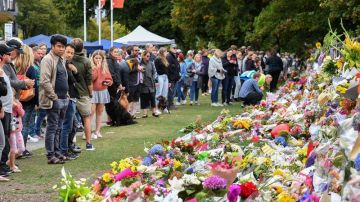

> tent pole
[110,0,113,47]
[83,0,87,42]
[98,0,101,45]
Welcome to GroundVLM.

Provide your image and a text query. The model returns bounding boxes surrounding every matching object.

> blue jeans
[75,110,83,127]
[22,104,35,146]
[156,74,168,98]
[45,99,69,158]
[210,77,221,103]
[221,75,234,104]
[190,81,199,102]
[28,110,37,137]
[60,100,76,154]
[176,80,188,102]
[35,109,47,136]
[234,75,241,99]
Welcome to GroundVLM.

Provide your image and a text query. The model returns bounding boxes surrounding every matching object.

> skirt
[91,89,110,104]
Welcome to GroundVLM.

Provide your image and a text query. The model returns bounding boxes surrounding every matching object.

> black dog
[157,96,170,113]
[105,97,136,126]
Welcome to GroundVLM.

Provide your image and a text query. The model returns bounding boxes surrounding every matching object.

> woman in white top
[208,49,225,107]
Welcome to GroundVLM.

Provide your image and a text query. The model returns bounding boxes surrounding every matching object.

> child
[8,91,25,173]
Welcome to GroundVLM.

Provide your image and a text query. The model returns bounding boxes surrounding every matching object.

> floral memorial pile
[56,26,360,202]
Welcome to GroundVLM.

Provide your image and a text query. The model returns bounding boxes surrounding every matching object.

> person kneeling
[239,72,263,105]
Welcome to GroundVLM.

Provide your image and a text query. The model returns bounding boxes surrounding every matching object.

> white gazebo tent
[114,25,175,45]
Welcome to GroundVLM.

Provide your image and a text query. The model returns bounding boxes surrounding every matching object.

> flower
[354,154,360,171]
[240,181,258,198]
[316,42,321,49]
[202,175,227,190]
[149,144,164,155]
[182,174,201,185]
[173,160,182,169]
[168,177,185,192]
[114,168,139,181]
[142,156,153,166]
[277,192,295,202]
[273,169,285,178]
[227,184,241,202]
[274,136,287,147]
[102,173,112,183]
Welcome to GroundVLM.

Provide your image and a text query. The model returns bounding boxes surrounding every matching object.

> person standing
[0,44,13,180]
[188,54,205,105]
[201,49,210,96]
[154,47,169,112]
[90,50,112,138]
[59,44,81,160]
[139,50,160,118]
[221,50,237,105]
[166,44,180,110]
[145,43,156,63]
[39,34,69,164]
[266,49,283,91]
[208,49,225,107]
[107,47,124,100]
[175,53,187,105]
[70,38,94,151]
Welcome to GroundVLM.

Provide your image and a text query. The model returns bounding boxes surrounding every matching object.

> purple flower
[355,154,360,171]
[203,175,227,190]
[274,136,287,147]
[149,144,164,155]
[227,184,241,202]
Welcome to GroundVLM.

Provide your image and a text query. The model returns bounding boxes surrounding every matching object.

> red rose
[251,135,260,143]
[143,185,153,196]
[240,181,257,198]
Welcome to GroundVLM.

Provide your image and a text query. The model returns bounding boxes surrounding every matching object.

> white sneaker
[181,100,187,105]
[28,136,39,143]
[195,101,199,105]
[223,103,228,106]
[190,101,193,105]
[217,103,224,107]
[96,132,103,138]
[91,133,98,140]
[175,102,181,106]
[211,103,218,107]
[163,109,169,114]
[156,110,162,115]
[82,134,86,140]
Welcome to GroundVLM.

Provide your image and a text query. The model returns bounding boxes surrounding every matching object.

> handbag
[17,72,35,102]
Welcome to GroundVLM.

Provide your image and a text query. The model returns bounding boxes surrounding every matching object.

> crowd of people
[0,34,300,182]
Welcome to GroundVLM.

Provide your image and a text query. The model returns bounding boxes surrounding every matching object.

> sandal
[11,166,21,173]
[96,131,103,138]
[0,176,9,182]
[152,113,160,117]
[142,114,148,118]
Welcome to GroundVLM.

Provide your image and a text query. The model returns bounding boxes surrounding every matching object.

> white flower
[161,191,183,202]
[137,165,147,172]
[182,174,201,185]
[145,165,157,174]
[168,177,184,192]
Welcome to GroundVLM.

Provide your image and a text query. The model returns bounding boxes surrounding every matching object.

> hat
[170,44,177,49]
[6,39,24,54]
[0,44,14,56]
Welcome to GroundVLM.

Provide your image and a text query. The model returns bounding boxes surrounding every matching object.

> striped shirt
[239,79,262,98]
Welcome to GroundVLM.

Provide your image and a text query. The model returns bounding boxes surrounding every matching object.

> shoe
[69,151,80,158]
[142,114,148,118]
[21,150,32,158]
[156,110,162,115]
[28,136,39,143]
[181,100,187,105]
[228,102,233,105]
[195,101,199,105]
[175,102,181,106]
[0,165,11,174]
[211,103,218,107]
[163,109,169,114]
[70,145,82,153]
[48,157,65,164]
[82,134,86,140]
[91,133,98,140]
[56,154,68,161]
[152,112,160,117]
[10,166,21,173]
[64,152,78,160]
[0,176,9,181]
[0,169,10,177]
[76,126,84,132]
[96,131,103,138]
[223,102,228,106]
[86,143,95,151]
[190,101,193,105]
[217,103,224,107]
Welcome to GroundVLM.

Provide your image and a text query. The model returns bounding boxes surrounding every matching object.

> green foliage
[87,18,129,42]
[17,0,65,38]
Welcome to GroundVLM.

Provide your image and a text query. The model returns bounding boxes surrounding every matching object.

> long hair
[91,50,109,73]
[15,44,34,74]
[157,47,169,67]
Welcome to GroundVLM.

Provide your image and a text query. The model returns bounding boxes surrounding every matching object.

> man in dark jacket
[166,44,180,109]
[201,49,210,95]
[266,49,283,91]
[106,47,123,99]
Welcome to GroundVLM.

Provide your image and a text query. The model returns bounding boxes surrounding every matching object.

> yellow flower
[273,169,285,178]
[102,173,112,183]
[316,42,321,49]
[336,60,343,69]
[277,192,295,202]
[173,160,182,169]
[110,161,118,169]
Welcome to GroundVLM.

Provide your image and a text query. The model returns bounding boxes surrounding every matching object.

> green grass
[7,95,242,194]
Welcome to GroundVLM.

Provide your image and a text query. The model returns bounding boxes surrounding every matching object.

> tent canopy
[23,34,103,54]
[91,39,125,51]
[114,25,175,45]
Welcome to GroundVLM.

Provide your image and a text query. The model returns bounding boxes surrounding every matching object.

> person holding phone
[90,50,113,139]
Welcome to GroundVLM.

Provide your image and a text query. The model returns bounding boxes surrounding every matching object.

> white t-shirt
[0,73,13,113]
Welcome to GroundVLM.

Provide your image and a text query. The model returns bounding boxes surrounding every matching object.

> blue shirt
[239,79,262,98]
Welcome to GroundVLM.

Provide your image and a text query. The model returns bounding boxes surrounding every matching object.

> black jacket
[66,62,81,99]
[221,56,238,77]
[0,77,8,110]
[107,57,122,88]
[245,59,257,71]
[166,52,180,82]
[154,57,169,76]
[266,55,283,73]
[119,61,130,93]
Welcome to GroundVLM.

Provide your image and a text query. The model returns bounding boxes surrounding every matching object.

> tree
[17,0,65,38]
[87,18,129,41]
[247,0,329,54]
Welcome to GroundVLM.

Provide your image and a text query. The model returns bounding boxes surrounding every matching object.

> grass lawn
[0,94,243,201]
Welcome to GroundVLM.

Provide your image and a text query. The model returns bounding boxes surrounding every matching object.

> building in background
[0,0,18,39]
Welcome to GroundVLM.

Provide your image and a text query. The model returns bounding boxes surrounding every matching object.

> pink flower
[227,184,241,202]
[115,168,139,181]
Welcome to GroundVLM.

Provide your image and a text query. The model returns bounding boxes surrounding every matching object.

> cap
[0,44,14,56]
[6,39,24,54]
[170,44,177,49]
